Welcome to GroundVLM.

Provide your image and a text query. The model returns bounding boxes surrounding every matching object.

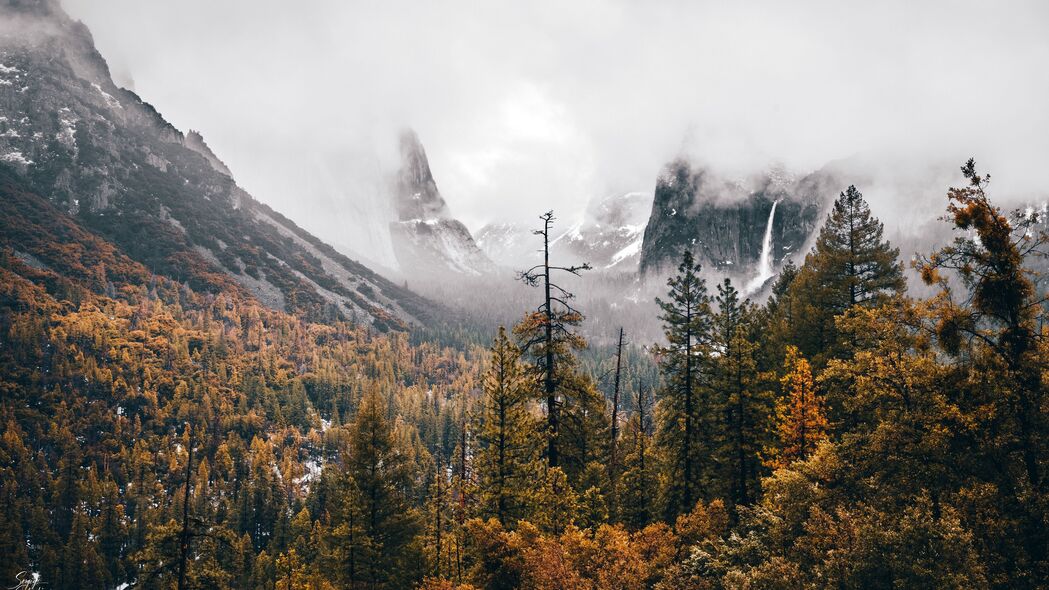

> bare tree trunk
[435,455,442,579]
[542,216,558,468]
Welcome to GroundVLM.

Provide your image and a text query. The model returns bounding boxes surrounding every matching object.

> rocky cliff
[639,160,835,280]
[388,130,495,278]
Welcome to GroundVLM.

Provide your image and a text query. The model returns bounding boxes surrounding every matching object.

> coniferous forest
[2,158,1048,589]
[2,2,1049,588]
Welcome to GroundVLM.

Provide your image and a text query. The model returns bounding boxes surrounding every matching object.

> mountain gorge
[0,0,438,330]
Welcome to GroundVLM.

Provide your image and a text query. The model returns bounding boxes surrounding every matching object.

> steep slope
[388,130,495,278]
[0,0,438,329]
[639,160,833,278]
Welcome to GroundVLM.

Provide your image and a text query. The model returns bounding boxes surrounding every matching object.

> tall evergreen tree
[768,345,827,469]
[515,212,607,487]
[917,159,1049,578]
[334,388,422,588]
[788,185,905,361]
[608,327,625,503]
[712,279,774,509]
[618,381,654,530]
[516,211,592,471]
[473,328,539,528]
[653,250,714,519]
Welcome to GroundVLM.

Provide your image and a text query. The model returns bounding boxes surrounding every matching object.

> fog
[64,0,1049,243]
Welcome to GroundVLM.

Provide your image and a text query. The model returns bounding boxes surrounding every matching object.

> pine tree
[556,372,610,488]
[516,210,592,471]
[474,328,539,527]
[529,467,578,535]
[712,279,774,509]
[789,185,904,361]
[337,388,423,588]
[607,327,626,515]
[768,346,827,469]
[916,159,1049,576]
[618,381,654,530]
[757,259,800,376]
[60,510,108,590]
[424,454,455,580]
[653,250,714,519]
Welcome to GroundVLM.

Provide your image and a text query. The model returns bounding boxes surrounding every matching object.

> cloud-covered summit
[62,0,1049,237]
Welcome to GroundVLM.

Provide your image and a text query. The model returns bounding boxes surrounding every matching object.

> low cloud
[63,0,1049,240]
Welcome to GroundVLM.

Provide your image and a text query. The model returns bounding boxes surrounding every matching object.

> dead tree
[517,211,591,468]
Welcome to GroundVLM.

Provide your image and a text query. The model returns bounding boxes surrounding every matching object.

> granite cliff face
[388,130,495,278]
[0,0,438,328]
[639,159,835,280]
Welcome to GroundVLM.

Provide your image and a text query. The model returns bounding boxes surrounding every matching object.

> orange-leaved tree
[768,345,827,469]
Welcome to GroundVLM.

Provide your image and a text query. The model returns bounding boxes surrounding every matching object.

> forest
[1,159,1047,589]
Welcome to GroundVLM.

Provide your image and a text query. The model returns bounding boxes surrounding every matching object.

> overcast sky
[64,0,1049,233]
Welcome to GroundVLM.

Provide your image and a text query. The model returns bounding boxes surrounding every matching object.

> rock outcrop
[639,160,834,279]
[388,130,495,278]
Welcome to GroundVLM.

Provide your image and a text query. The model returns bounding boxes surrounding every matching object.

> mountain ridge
[0,0,441,330]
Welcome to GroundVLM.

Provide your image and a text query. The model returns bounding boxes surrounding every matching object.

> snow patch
[92,83,123,110]
[605,236,643,269]
[1,151,33,165]
[57,116,77,148]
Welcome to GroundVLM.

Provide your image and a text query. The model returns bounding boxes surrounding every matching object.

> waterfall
[745,199,781,294]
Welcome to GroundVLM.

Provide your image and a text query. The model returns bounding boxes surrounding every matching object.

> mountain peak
[387,130,494,281]
[0,7,442,329]
[394,128,449,220]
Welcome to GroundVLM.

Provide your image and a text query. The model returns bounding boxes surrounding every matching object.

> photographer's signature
[8,572,40,590]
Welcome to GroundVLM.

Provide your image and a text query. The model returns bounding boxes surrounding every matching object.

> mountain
[388,130,495,278]
[476,191,652,272]
[554,191,651,271]
[639,160,835,283]
[475,221,531,268]
[0,0,438,330]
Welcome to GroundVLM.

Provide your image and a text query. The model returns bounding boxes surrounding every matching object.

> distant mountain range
[9,0,998,334]
[472,162,838,296]
[476,191,651,273]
